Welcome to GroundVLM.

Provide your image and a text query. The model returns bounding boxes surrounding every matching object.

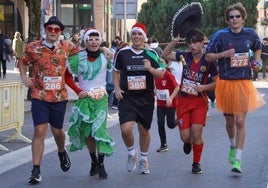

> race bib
[43,76,62,91]
[181,79,199,96]
[156,89,170,100]
[88,87,107,100]
[230,53,249,67]
[127,75,146,90]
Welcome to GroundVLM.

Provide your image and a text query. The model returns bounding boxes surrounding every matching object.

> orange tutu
[215,79,265,114]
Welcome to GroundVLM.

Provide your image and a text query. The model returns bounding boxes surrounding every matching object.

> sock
[193,143,203,163]
[98,154,105,164]
[90,152,97,163]
[235,149,242,161]
[33,165,40,173]
[229,138,235,148]
[140,152,148,161]
[127,146,135,156]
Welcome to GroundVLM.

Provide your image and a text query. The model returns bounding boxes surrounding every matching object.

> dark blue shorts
[31,98,67,129]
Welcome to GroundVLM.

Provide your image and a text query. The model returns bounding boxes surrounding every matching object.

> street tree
[202,0,258,38]
[137,0,258,43]
[24,0,41,42]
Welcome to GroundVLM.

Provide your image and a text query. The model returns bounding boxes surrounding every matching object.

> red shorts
[177,96,208,130]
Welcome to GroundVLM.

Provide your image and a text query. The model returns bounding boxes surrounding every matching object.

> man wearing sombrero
[162,2,218,175]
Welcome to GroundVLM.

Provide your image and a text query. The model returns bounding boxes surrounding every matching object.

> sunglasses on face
[229,15,241,19]
[46,26,61,33]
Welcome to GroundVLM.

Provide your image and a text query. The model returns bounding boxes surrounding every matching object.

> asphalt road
[0,60,268,188]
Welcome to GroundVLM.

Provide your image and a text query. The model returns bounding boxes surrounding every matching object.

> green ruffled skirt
[67,95,114,156]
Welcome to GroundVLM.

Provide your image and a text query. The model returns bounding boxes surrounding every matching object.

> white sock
[236,149,243,161]
[140,152,148,161]
[127,146,136,156]
[230,138,235,148]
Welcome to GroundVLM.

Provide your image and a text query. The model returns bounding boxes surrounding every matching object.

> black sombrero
[171,2,203,39]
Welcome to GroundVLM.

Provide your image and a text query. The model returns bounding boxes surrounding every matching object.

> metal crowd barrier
[0,81,31,151]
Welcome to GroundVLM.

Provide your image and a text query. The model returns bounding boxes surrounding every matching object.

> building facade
[2,0,265,43]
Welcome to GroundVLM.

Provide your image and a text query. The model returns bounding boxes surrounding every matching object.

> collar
[43,40,60,48]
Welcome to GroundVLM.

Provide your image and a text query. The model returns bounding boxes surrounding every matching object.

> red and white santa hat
[83,28,102,44]
[130,22,148,41]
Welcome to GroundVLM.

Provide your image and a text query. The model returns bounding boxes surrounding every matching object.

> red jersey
[154,70,178,108]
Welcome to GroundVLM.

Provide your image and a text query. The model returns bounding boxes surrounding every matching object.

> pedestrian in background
[113,22,164,174]
[162,28,218,174]
[12,31,24,71]
[19,16,79,185]
[148,37,163,57]
[261,37,268,81]
[0,28,11,79]
[205,2,265,173]
[66,29,114,179]
[71,33,82,49]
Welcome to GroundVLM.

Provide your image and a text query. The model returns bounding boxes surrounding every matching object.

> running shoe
[28,168,42,185]
[231,160,242,173]
[126,150,137,172]
[183,143,192,154]
[98,163,108,179]
[138,159,150,174]
[90,161,99,176]
[58,150,71,172]
[157,144,168,152]
[228,147,236,164]
[192,162,202,174]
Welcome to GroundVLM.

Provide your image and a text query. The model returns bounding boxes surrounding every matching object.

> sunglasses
[229,15,241,19]
[46,26,61,33]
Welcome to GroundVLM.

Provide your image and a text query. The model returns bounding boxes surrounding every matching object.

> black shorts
[31,98,67,129]
[118,92,155,130]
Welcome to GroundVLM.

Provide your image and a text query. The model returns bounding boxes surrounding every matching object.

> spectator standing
[0,28,10,79]
[261,37,268,80]
[71,33,82,49]
[148,37,163,57]
[12,31,24,71]
[111,36,122,53]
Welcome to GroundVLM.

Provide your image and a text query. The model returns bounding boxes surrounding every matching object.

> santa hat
[130,23,148,41]
[83,28,102,44]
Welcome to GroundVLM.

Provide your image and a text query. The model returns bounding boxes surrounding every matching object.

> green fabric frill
[67,95,114,156]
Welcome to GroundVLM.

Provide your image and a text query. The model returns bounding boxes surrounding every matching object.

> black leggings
[0,59,7,77]
[157,106,176,145]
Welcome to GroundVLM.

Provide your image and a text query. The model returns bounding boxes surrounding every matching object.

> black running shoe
[183,143,192,154]
[90,161,99,176]
[58,150,71,172]
[98,163,108,179]
[192,162,202,174]
[28,168,42,184]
